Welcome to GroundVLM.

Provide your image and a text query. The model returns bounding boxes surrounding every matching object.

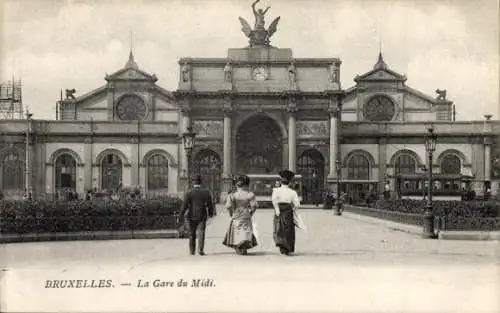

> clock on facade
[252,66,269,81]
[363,95,396,122]
[116,94,147,120]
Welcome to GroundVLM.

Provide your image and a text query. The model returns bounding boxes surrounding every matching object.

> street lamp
[335,159,342,215]
[182,126,196,186]
[423,125,437,239]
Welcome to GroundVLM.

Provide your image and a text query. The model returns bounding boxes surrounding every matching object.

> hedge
[0,197,183,234]
[373,199,500,231]
[374,199,500,218]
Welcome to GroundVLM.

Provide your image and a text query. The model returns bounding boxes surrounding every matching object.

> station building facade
[0,20,498,203]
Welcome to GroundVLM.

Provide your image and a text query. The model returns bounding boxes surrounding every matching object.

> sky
[0,0,499,121]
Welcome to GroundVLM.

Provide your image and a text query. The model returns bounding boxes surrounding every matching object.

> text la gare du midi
[138,278,215,288]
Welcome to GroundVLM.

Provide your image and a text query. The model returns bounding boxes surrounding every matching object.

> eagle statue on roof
[238,0,281,47]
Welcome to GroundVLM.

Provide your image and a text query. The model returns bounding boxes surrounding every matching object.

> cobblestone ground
[1,207,499,313]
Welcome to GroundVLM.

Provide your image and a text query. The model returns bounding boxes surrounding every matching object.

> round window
[363,95,396,121]
[116,95,147,120]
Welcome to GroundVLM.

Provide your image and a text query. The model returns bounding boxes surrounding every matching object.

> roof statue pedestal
[178,60,192,91]
[326,62,342,91]
[220,61,233,91]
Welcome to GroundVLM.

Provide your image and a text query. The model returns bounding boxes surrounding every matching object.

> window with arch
[101,153,122,190]
[394,153,419,195]
[347,154,370,180]
[394,154,417,175]
[147,154,169,191]
[55,154,77,190]
[441,154,461,175]
[1,151,24,190]
[297,149,325,204]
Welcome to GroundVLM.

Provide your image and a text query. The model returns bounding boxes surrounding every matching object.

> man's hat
[192,175,202,185]
[279,169,295,183]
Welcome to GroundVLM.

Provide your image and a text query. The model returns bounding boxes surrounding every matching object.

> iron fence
[344,205,424,226]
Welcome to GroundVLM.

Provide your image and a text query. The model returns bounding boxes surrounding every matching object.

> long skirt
[273,203,295,254]
[222,213,258,250]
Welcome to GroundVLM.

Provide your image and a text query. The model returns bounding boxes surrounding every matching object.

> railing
[344,205,424,226]
[344,204,500,231]
[438,216,500,231]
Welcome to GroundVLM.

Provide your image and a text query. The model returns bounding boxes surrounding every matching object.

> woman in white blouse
[271,169,301,255]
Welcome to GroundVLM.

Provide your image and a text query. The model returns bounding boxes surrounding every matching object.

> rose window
[363,95,396,122]
[116,95,147,120]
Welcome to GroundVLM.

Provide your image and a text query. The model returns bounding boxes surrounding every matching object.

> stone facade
[0,11,497,203]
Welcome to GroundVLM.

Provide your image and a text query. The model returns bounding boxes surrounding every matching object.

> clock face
[116,95,147,120]
[253,66,269,81]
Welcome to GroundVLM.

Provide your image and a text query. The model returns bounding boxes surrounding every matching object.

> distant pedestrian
[179,175,216,256]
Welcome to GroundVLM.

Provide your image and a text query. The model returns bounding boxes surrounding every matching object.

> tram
[247,174,303,207]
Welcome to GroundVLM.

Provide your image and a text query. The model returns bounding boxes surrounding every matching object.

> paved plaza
[1,207,499,313]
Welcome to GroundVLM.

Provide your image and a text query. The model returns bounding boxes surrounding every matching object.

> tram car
[247,174,303,208]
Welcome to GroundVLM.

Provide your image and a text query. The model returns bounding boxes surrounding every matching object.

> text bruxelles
[45,279,114,288]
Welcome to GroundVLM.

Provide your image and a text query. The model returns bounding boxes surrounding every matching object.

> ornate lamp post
[335,159,342,215]
[182,126,196,187]
[423,126,437,239]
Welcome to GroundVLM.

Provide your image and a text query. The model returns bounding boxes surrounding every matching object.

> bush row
[374,199,500,218]
[0,197,183,218]
[0,197,183,234]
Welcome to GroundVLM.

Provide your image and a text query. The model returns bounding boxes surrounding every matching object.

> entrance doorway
[297,149,325,204]
[235,114,283,174]
[193,149,222,202]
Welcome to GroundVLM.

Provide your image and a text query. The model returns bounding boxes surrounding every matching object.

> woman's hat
[279,169,295,182]
[236,174,250,187]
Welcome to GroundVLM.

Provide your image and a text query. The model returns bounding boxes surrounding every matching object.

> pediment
[365,70,400,80]
[357,69,406,82]
[106,68,157,82]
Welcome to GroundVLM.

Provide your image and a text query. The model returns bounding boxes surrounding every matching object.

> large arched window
[193,149,222,202]
[55,154,77,190]
[297,149,325,204]
[441,154,461,175]
[394,154,417,175]
[393,153,420,195]
[347,154,370,180]
[101,153,122,190]
[147,154,169,191]
[1,151,24,190]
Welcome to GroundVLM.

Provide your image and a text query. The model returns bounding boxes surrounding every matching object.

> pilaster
[130,137,139,186]
[83,136,93,191]
[107,83,115,120]
[325,91,343,191]
[287,97,298,172]
[378,137,388,194]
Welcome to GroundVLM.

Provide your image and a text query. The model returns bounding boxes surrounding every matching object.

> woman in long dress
[272,169,301,256]
[222,175,258,255]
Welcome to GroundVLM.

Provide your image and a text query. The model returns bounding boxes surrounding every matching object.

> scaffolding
[0,78,24,119]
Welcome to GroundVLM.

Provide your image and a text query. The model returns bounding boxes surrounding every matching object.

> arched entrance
[236,114,283,174]
[297,149,325,204]
[193,149,222,202]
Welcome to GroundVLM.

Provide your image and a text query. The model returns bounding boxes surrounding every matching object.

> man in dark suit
[179,175,216,256]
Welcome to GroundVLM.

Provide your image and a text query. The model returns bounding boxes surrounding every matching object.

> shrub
[0,197,183,234]
[374,199,500,218]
